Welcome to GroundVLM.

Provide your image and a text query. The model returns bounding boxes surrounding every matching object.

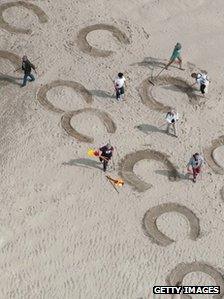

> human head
[106,143,112,149]
[193,153,199,160]
[22,55,27,61]
[176,43,181,50]
[191,73,197,78]
[118,72,123,78]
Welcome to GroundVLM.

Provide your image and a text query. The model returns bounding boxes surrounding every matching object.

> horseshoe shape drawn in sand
[143,203,200,246]
[167,262,224,299]
[36,80,93,114]
[118,149,179,192]
[61,108,116,143]
[139,76,199,112]
[77,23,130,57]
[0,1,48,34]
[204,136,224,175]
[0,50,21,85]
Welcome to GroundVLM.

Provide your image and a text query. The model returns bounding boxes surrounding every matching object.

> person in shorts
[191,72,210,96]
[114,73,126,101]
[187,153,204,183]
[165,43,183,70]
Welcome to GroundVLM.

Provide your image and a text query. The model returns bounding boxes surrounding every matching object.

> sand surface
[0,0,224,298]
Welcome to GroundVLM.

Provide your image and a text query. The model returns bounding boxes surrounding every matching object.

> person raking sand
[191,72,210,96]
[165,43,183,70]
[99,143,114,172]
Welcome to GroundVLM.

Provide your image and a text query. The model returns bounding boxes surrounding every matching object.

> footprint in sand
[143,203,200,246]
[167,262,224,299]
[118,149,179,192]
[204,136,224,175]
[0,1,48,34]
[76,23,130,57]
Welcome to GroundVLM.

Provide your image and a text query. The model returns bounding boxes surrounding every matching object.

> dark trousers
[99,157,109,172]
[115,86,124,100]
[200,84,206,94]
[22,73,35,87]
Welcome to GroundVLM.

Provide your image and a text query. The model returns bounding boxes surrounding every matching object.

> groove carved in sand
[143,203,200,246]
[61,108,116,143]
[0,1,48,34]
[36,80,93,114]
[139,76,199,112]
[0,50,21,85]
[77,23,130,57]
[167,262,224,299]
[221,186,224,201]
[204,136,224,174]
[118,149,179,192]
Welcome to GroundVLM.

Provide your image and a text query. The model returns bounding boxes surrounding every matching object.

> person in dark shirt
[21,55,36,87]
[99,143,114,172]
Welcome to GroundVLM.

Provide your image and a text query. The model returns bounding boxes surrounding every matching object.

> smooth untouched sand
[0,0,224,298]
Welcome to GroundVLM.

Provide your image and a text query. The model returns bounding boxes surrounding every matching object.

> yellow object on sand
[106,175,124,187]
[87,148,95,157]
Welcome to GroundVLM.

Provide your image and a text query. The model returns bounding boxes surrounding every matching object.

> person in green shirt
[165,43,183,70]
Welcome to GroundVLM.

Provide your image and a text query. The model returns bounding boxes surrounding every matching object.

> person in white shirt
[114,72,126,101]
[165,109,179,137]
[191,72,210,96]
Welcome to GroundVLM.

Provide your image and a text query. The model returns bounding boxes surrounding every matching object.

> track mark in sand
[118,150,179,192]
[0,50,21,85]
[77,24,130,57]
[221,186,224,201]
[61,108,116,143]
[37,80,93,114]
[139,76,199,112]
[143,203,200,246]
[204,136,224,175]
[0,1,48,34]
[167,262,224,299]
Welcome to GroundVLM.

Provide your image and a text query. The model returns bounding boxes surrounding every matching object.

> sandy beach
[0,0,224,298]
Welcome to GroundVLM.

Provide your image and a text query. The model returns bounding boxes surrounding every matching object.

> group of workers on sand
[21,43,207,183]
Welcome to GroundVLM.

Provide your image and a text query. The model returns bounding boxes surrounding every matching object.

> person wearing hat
[165,43,183,70]
[165,109,179,137]
[114,72,126,101]
[21,55,37,87]
[99,143,114,172]
[187,153,204,183]
[191,72,210,96]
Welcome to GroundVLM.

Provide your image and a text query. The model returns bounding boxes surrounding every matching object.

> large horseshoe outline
[36,80,93,114]
[0,1,48,34]
[76,23,130,57]
[143,203,200,246]
[61,108,116,143]
[204,136,224,175]
[118,149,179,192]
[139,76,199,112]
[167,262,224,299]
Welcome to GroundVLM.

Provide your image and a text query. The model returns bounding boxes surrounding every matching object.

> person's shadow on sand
[0,74,22,86]
[136,124,167,135]
[90,90,114,99]
[62,158,102,170]
[155,169,190,181]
